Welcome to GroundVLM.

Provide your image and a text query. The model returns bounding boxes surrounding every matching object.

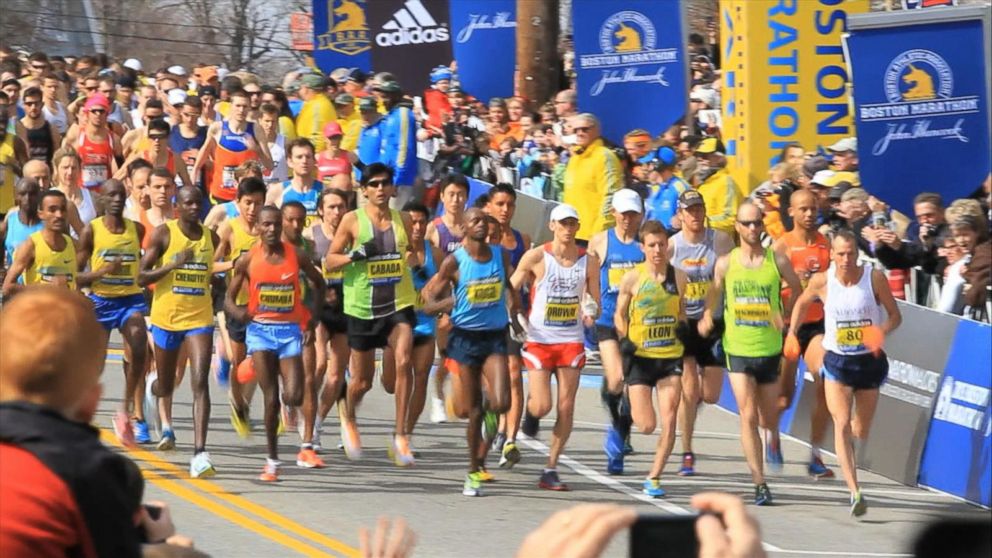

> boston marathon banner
[573,0,688,143]
[368,0,453,93]
[845,14,990,214]
[449,0,516,102]
[721,0,868,193]
[313,0,372,74]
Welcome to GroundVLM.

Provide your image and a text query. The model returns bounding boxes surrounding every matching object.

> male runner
[2,190,77,296]
[1,178,42,274]
[169,97,208,191]
[426,173,468,423]
[117,119,193,188]
[63,94,119,192]
[511,204,601,490]
[265,139,322,227]
[74,179,149,446]
[193,89,272,205]
[214,178,265,437]
[771,189,834,478]
[139,186,219,478]
[422,207,517,496]
[484,183,531,467]
[325,163,417,465]
[787,230,901,516]
[614,219,686,498]
[588,188,644,475]
[699,202,803,505]
[226,206,324,481]
[669,190,733,476]
[20,86,61,165]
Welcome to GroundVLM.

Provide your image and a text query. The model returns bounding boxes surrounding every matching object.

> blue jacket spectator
[376,81,418,187]
[644,147,690,230]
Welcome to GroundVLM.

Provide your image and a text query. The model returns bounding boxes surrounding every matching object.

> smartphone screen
[630,514,699,558]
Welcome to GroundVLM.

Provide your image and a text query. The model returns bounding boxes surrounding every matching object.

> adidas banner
[368,0,453,92]
[845,13,990,214]
[449,0,516,102]
[312,0,373,74]
[572,0,688,142]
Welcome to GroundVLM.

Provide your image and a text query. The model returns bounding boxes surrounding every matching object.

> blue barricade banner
[917,320,992,507]
[449,0,516,101]
[573,0,688,142]
[845,18,990,214]
[313,0,373,75]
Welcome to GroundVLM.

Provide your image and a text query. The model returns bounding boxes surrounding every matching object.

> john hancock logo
[578,11,679,97]
[317,0,371,55]
[858,49,978,155]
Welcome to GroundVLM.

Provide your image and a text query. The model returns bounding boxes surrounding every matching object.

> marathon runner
[2,189,76,296]
[225,205,324,482]
[123,159,152,224]
[771,189,834,478]
[325,163,417,465]
[426,173,468,424]
[1,178,42,275]
[63,94,120,193]
[169,97,208,192]
[699,202,803,505]
[266,139,322,227]
[117,118,193,188]
[587,188,644,475]
[257,104,288,186]
[139,186,219,478]
[20,86,60,166]
[422,207,518,496]
[787,230,901,517]
[484,183,531,468]
[511,204,601,491]
[120,100,165,157]
[213,178,265,438]
[614,219,687,498]
[74,179,149,446]
[669,190,733,476]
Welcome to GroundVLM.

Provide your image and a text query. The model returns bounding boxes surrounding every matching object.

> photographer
[869,193,948,277]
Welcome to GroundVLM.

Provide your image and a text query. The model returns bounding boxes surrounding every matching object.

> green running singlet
[722,247,783,357]
[343,208,416,320]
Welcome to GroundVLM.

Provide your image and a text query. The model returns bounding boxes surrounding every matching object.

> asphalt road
[95,341,989,558]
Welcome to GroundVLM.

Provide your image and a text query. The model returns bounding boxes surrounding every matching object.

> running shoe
[499,441,521,469]
[754,483,773,506]
[477,468,495,482]
[521,412,540,438]
[642,478,666,498]
[538,469,570,491]
[491,432,507,453]
[604,426,624,475]
[482,411,499,444]
[463,472,484,497]
[214,355,230,387]
[389,435,415,467]
[259,462,279,482]
[765,440,784,473]
[189,452,216,479]
[143,372,160,438]
[808,456,835,479]
[430,396,447,423]
[230,401,251,440]
[156,429,176,451]
[296,448,325,469]
[113,410,136,447]
[678,452,696,476]
[133,419,152,444]
[340,418,362,460]
[850,490,868,517]
[312,426,323,453]
[623,433,634,456]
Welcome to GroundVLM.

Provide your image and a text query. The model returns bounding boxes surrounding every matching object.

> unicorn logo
[598,11,656,54]
[317,0,371,55]
[332,0,367,32]
[902,64,936,101]
[884,49,952,104]
[613,22,642,52]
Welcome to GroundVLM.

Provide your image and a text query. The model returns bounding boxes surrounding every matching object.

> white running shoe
[430,396,448,423]
[189,452,216,478]
[143,372,160,439]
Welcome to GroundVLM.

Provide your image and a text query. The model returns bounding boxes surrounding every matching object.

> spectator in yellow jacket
[295,73,337,153]
[333,93,362,153]
[693,137,741,239]
[562,113,625,242]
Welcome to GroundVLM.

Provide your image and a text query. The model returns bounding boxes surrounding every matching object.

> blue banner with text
[449,0,516,102]
[313,0,372,75]
[573,0,688,142]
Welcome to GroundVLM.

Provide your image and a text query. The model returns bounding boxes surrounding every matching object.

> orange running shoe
[390,435,415,467]
[296,448,325,469]
[259,462,279,482]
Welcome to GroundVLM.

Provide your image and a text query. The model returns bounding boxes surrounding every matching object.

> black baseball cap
[678,190,705,209]
[197,85,218,98]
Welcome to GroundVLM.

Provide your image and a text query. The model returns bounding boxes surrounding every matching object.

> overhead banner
[573,0,688,143]
[449,0,516,101]
[368,0,453,93]
[721,0,869,194]
[313,0,372,74]
[845,15,990,214]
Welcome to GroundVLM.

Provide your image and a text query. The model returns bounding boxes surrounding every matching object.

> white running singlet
[822,263,882,356]
[526,243,588,344]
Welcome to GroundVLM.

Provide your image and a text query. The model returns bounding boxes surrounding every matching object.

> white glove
[581,295,599,319]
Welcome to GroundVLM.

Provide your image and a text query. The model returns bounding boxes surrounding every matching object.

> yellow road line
[101,431,361,558]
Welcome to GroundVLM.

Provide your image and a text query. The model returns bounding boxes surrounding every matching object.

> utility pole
[516,0,559,105]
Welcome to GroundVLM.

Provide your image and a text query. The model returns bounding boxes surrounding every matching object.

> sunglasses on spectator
[83,86,97,91]
[737,219,764,228]
[31,64,47,70]
[364,179,392,188]
[149,134,168,141]
[89,109,107,115]
[23,101,40,107]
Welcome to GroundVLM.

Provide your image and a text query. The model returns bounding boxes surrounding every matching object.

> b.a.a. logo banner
[312,0,372,74]
[846,18,989,214]
[573,0,688,142]
[450,0,516,102]
[368,0,453,93]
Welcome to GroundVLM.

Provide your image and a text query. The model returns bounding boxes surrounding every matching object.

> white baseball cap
[123,58,143,72]
[827,137,857,153]
[167,88,188,106]
[611,188,643,214]
[549,204,579,223]
[810,169,838,188]
[167,65,188,77]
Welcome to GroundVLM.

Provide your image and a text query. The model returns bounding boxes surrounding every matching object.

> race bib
[258,283,294,313]
[544,295,579,327]
[368,253,403,285]
[172,262,209,296]
[733,297,771,327]
[323,265,343,286]
[685,281,709,303]
[607,263,634,293]
[100,251,138,286]
[466,279,501,307]
[83,164,108,188]
[836,319,870,353]
[643,316,676,348]
[221,166,238,189]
